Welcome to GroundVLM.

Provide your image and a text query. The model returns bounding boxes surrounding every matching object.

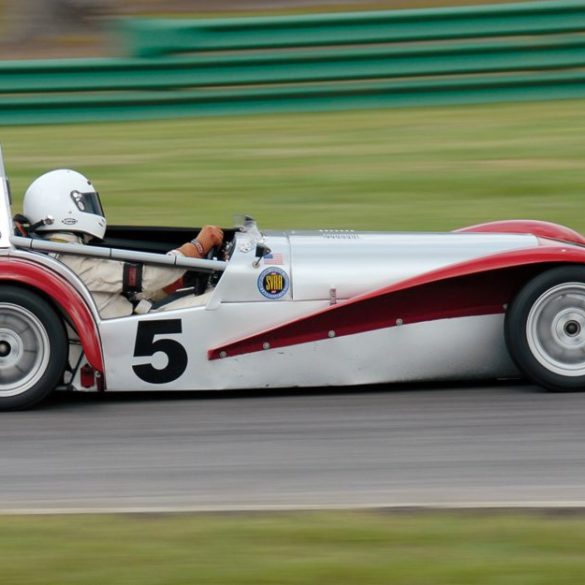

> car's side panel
[0,258,104,372]
[100,243,585,392]
[209,245,585,360]
[99,306,517,390]
[99,300,328,390]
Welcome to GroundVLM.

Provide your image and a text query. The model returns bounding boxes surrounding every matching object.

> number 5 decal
[132,319,188,384]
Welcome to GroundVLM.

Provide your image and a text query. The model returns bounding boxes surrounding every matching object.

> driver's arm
[141,225,223,295]
[172,225,223,260]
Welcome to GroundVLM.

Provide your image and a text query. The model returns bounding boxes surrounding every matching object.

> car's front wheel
[0,286,67,410]
[505,266,585,391]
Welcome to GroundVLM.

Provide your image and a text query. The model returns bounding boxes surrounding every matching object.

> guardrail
[1,0,585,125]
[121,0,585,57]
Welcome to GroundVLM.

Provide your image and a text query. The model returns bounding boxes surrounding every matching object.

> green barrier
[2,37,585,93]
[1,0,585,125]
[3,71,585,126]
[120,0,585,57]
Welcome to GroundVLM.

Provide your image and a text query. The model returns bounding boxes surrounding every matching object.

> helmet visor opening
[70,190,104,217]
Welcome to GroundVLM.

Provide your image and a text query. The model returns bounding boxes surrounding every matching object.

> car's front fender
[0,257,103,372]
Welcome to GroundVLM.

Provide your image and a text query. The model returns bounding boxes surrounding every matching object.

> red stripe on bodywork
[208,245,585,360]
[0,258,104,372]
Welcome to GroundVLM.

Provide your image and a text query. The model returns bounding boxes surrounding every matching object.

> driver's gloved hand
[173,225,224,258]
[196,225,224,255]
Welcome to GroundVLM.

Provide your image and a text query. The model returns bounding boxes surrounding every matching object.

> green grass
[2,98,585,233]
[1,511,585,584]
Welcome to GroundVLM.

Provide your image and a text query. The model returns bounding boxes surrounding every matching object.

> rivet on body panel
[219,351,227,359]
[396,318,403,326]
[329,288,337,305]
[328,330,336,338]
[262,342,270,350]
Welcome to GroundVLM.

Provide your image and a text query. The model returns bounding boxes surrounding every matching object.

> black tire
[0,286,67,410]
[505,266,585,392]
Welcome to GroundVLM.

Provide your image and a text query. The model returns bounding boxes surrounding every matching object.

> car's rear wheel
[505,266,585,391]
[0,287,67,410]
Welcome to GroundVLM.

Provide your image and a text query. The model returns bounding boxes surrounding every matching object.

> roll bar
[10,235,227,273]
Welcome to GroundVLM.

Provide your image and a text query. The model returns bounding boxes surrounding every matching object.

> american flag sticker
[263,252,284,265]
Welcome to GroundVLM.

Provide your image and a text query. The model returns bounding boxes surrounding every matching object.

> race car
[3,150,585,410]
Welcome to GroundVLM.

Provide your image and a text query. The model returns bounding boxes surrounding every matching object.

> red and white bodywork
[97,229,566,389]
[2,149,585,408]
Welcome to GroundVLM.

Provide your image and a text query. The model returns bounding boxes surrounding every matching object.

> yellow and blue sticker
[258,267,289,299]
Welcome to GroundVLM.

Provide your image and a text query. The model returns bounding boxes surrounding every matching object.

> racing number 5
[132,320,188,384]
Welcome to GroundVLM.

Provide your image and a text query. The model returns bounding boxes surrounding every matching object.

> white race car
[3,150,585,409]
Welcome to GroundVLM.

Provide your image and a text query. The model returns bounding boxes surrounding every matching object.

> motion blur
[1,0,585,583]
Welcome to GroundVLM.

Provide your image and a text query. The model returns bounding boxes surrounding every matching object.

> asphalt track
[1,382,585,513]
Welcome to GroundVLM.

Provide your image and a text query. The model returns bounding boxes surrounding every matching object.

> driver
[22,169,224,319]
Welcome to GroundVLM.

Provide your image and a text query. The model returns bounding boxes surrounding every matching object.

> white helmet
[23,169,106,240]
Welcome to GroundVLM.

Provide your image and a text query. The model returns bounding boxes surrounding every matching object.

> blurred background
[1,0,533,58]
[2,1,585,584]
[2,0,583,235]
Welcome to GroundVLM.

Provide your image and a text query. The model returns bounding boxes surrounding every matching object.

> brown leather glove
[196,225,223,254]
[174,225,224,258]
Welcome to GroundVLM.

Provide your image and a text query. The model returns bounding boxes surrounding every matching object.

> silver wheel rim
[527,282,585,377]
[0,303,50,397]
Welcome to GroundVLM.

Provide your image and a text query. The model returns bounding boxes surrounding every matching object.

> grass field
[1,511,585,585]
[2,99,584,234]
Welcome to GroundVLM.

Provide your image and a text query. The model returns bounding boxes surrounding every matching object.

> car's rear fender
[0,256,103,372]
[456,220,585,247]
